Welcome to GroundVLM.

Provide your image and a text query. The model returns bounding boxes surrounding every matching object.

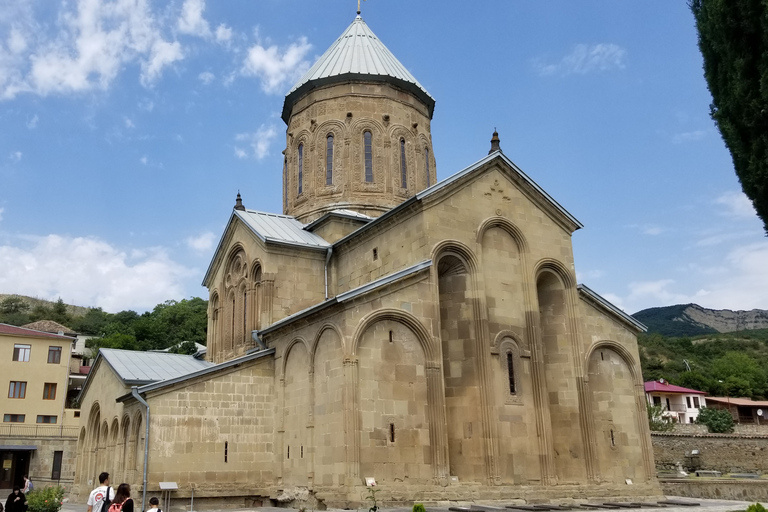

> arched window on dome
[283,157,288,207]
[425,147,431,187]
[298,143,304,195]
[326,134,334,185]
[400,138,407,188]
[364,131,373,183]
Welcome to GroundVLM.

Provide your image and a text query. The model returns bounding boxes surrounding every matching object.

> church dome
[281,15,437,223]
[282,15,435,124]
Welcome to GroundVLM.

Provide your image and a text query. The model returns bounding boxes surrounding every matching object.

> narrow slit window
[364,131,373,182]
[400,138,407,188]
[507,352,516,394]
[389,330,393,343]
[600,351,604,361]
[610,429,615,447]
[372,248,378,260]
[389,423,395,443]
[425,148,430,187]
[283,157,288,207]
[326,134,334,185]
[287,445,290,459]
[243,290,247,342]
[301,445,304,458]
[298,143,304,195]
[225,441,228,462]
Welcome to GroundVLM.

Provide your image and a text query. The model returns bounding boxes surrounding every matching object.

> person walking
[22,477,32,494]
[4,486,26,512]
[86,473,113,512]
[108,484,133,512]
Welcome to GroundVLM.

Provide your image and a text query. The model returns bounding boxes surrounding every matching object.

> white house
[645,379,707,424]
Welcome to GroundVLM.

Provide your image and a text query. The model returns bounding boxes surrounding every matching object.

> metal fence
[0,424,79,438]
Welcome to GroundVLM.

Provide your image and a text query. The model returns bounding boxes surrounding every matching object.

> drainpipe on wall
[131,386,150,512]
[324,246,333,300]
[251,331,267,351]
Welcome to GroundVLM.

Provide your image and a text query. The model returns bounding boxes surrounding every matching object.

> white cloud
[623,241,768,312]
[215,24,232,44]
[642,225,664,236]
[177,0,211,38]
[672,129,707,144]
[9,151,21,162]
[186,231,216,252]
[0,234,194,312]
[198,71,215,85]
[138,98,155,112]
[140,156,148,165]
[576,269,604,281]
[140,40,184,87]
[715,190,757,219]
[0,207,4,223]
[242,37,312,93]
[0,0,184,99]
[124,117,135,128]
[535,43,627,77]
[26,114,38,129]
[234,125,279,160]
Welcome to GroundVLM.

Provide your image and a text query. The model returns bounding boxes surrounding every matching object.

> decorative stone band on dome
[282,15,435,124]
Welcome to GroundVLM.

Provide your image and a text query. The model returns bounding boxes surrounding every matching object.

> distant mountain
[633,303,768,336]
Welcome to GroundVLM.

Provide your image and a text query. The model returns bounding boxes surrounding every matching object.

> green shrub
[413,504,426,512]
[746,503,767,512]
[696,407,735,433]
[27,485,65,512]
[647,403,674,432]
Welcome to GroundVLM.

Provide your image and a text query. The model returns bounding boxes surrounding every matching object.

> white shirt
[87,485,113,512]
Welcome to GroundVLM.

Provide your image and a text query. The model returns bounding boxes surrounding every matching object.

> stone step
[449,508,471,512]
[579,505,621,510]
[657,501,700,507]
[602,503,636,509]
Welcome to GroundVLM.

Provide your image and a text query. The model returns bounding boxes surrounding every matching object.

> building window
[326,134,334,185]
[364,131,373,182]
[506,352,516,394]
[43,383,57,400]
[283,157,288,207]
[653,396,661,406]
[12,344,30,362]
[297,143,304,195]
[48,346,62,364]
[425,147,430,187]
[3,414,24,423]
[400,138,407,188]
[36,415,57,424]
[8,381,26,399]
[686,396,692,409]
[693,396,700,408]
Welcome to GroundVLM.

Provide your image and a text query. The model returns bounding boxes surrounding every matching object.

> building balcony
[0,424,79,439]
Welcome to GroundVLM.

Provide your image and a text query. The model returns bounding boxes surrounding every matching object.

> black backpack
[103,487,112,511]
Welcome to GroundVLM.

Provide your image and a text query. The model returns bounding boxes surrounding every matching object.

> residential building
[705,396,768,424]
[645,379,707,423]
[0,324,79,490]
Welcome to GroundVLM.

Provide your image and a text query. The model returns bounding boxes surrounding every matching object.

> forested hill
[639,328,768,400]
[633,303,768,337]
[0,294,207,354]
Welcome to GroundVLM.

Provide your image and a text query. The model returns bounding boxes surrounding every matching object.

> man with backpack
[87,473,113,512]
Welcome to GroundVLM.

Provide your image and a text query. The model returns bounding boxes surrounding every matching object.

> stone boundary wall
[660,479,768,501]
[652,432,768,473]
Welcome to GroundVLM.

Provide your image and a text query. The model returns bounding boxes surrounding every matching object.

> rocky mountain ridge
[633,303,768,336]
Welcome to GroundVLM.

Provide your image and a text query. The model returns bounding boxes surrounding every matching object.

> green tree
[696,406,735,433]
[711,351,767,398]
[690,0,768,233]
[0,296,30,314]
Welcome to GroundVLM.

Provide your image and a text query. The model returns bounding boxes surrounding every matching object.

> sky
[0,0,766,315]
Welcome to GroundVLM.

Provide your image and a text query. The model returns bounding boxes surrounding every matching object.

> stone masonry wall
[652,432,768,473]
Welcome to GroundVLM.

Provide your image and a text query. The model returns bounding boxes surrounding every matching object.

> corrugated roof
[304,209,373,232]
[283,15,434,123]
[0,323,75,340]
[236,209,330,249]
[644,380,706,395]
[706,396,768,407]
[100,348,213,385]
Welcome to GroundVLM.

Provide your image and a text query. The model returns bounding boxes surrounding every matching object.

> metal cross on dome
[357,0,367,15]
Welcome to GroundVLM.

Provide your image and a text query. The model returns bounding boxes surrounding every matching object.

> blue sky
[1,1,766,314]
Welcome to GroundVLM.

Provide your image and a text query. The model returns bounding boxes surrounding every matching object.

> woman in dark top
[111,484,133,512]
[5,486,26,512]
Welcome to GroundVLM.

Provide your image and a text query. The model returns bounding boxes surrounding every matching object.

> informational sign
[2,459,11,469]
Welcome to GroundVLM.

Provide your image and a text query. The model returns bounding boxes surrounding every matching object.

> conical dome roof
[282,15,435,123]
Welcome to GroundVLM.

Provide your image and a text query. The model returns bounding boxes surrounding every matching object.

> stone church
[74,13,660,508]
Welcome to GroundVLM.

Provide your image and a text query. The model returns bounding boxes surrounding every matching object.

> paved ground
[60,498,766,512]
